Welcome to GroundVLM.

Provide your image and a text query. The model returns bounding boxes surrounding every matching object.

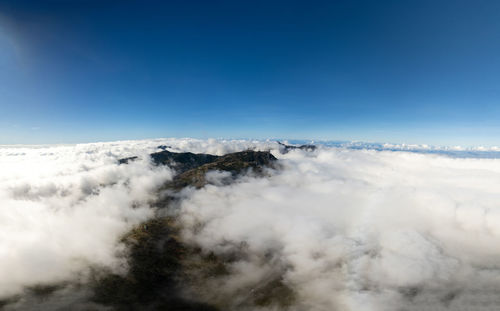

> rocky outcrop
[162,150,277,190]
[0,149,289,311]
[150,150,219,174]
[278,142,316,153]
[92,149,289,311]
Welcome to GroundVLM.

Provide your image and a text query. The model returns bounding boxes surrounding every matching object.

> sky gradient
[1,0,500,145]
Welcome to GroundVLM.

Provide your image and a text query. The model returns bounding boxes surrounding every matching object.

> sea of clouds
[0,138,273,299]
[2,138,500,310]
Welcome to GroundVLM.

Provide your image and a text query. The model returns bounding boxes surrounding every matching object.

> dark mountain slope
[92,149,288,311]
[164,150,277,190]
[150,150,219,174]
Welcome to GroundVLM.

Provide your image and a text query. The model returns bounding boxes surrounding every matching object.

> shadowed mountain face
[150,150,220,174]
[162,150,278,190]
[92,217,220,311]
[277,142,316,154]
[91,150,283,311]
[0,149,292,311]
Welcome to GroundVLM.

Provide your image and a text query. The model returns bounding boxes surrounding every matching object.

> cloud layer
[2,138,500,310]
[179,146,500,310]
[0,141,173,297]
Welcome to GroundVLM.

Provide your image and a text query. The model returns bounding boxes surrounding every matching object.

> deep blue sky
[1,0,500,145]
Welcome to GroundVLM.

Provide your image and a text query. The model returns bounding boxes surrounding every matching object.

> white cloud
[179,147,500,310]
[0,141,173,298]
[2,138,500,310]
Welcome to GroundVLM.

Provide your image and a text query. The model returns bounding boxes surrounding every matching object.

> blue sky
[0,0,499,145]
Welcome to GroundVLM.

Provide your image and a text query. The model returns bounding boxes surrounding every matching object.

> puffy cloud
[0,141,173,297]
[3,138,500,310]
[0,138,278,300]
[179,147,500,310]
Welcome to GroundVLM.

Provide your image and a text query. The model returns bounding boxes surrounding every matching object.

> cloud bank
[2,138,500,310]
[0,141,173,298]
[179,146,500,310]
